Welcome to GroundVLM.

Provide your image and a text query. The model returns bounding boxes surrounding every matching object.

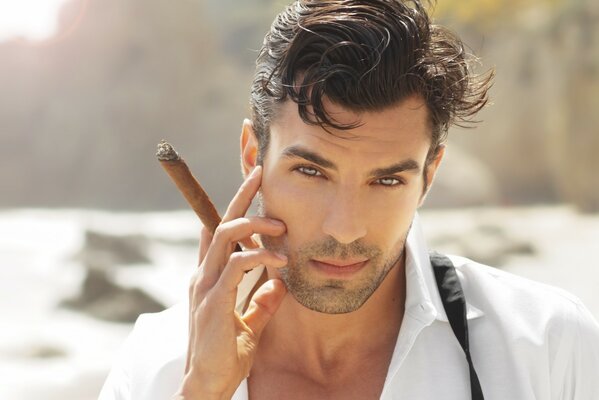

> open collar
[405,213,485,322]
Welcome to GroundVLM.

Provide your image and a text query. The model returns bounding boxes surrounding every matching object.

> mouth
[309,258,369,277]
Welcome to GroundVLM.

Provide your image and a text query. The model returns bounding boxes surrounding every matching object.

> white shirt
[98,215,599,400]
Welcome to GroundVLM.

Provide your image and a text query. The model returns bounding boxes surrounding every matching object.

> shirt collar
[234,212,485,321]
[405,212,485,322]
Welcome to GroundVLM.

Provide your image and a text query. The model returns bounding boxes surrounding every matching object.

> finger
[188,226,212,374]
[220,166,262,224]
[202,217,286,280]
[221,166,262,250]
[242,279,287,339]
[217,249,287,292]
[185,271,200,374]
[239,235,259,251]
[214,217,284,253]
[184,305,194,373]
[197,225,214,266]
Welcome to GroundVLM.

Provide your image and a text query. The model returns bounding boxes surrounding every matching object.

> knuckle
[188,273,199,289]
[189,274,211,297]
[238,217,251,230]
[188,279,199,296]
[188,270,201,286]
[228,251,245,265]
[213,224,225,237]
[213,223,229,240]
[216,218,254,241]
[188,273,199,290]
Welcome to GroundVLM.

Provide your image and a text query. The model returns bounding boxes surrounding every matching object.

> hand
[174,166,288,400]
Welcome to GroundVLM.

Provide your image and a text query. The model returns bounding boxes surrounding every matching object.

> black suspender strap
[429,252,485,400]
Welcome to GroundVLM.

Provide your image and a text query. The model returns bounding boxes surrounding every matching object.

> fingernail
[270,219,285,227]
[275,253,288,261]
[262,279,275,291]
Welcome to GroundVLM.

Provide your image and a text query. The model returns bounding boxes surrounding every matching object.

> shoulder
[446,254,599,346]
[132,300,189,341]
[127,300,188,368]
[444,255,599,394]
[99,301,189,400]
[447,254,586,314]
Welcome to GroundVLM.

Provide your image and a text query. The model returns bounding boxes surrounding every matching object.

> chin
[279,265,385,315]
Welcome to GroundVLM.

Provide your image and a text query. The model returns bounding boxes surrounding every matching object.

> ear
[419,145,445,207]
[240,118,258,178]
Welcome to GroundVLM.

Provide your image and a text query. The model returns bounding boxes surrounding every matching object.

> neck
[255,253,406,379]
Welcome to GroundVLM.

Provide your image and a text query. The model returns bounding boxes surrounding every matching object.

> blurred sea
[1,206,598,399]
[0,209,199,400]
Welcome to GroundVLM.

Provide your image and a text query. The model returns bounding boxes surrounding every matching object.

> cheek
[358,187,422,248]
[260,173,327,243]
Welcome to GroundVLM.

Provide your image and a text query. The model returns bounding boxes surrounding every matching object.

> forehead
[268,96,432,163]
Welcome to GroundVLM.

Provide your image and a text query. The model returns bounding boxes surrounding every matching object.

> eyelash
[293,165,405,188]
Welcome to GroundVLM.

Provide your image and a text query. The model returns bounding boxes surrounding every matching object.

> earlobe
[240,119,258,177]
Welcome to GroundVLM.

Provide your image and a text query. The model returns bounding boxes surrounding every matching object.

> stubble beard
[257,194,406,314]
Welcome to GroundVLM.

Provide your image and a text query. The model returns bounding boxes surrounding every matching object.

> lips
[312,258,368,268]
[309,258,369,277]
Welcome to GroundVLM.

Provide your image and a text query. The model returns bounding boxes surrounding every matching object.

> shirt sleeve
[557,299,599,400]
[97,318,143,400]
[96,302,190,400]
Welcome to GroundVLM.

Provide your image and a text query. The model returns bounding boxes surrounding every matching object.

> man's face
[252,95,438,314]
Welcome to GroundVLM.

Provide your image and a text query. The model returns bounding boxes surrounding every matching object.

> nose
[321,188,367,244]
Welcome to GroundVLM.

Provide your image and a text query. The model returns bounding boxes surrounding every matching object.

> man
[99,1,599,399]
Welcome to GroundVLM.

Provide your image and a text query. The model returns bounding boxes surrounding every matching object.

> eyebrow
[281,145,421,177]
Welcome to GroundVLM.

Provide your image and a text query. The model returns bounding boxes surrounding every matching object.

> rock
[25,345,68,359]
[429,223,535,267]
[61,269,165,323]
[2,344,68,359]
[73,229,152,268]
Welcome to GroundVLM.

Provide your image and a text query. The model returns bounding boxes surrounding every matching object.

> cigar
[156,140,222,235]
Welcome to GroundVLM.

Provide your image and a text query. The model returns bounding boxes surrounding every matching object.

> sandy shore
[1,206,597,399]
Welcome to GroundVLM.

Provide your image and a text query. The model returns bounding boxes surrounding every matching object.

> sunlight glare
[0,0,71,42]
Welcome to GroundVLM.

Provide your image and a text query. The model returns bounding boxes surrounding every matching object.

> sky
[0,0,71,42]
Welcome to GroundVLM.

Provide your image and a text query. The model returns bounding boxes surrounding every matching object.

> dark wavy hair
[250,0,494,168]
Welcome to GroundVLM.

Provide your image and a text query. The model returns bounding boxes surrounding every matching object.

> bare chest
[247,361,390,400]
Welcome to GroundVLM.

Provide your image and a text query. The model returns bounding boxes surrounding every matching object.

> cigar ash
[156,140,181,161]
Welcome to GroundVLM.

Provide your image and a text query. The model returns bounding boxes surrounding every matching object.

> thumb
[242,279,287,339]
